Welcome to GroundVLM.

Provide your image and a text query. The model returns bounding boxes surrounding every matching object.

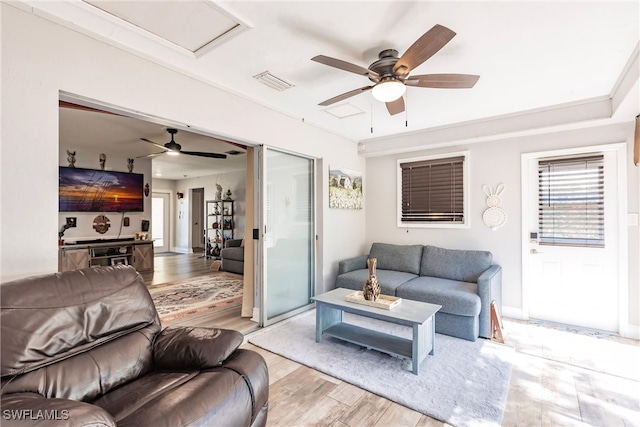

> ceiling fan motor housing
[165,128,182,151]
[368,49,402,83]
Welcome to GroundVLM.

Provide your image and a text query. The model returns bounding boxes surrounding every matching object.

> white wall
[365,121,639,329]
[0,4,366,286]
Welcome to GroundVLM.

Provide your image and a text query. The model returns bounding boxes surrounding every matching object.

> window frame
[396,151,470,229]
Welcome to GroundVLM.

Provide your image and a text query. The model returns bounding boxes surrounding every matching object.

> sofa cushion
[420,245,492,282]
[336,269,418,296]
[369,243,423,275]
[0,266,160,401]
[397,276,481,317]
[221,246,244,262]
[93,369,253,426]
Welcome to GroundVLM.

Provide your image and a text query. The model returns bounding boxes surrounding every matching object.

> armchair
[0,265,268,427]
[221,239,244,274]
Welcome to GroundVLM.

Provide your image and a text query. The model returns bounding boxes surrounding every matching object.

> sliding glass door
[258,147,315,326]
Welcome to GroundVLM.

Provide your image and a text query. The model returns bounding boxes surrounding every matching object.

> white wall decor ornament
[482,184,506,230]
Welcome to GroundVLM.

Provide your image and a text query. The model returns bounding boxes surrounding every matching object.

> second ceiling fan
[138,128,227,159]
[312,24,479,115]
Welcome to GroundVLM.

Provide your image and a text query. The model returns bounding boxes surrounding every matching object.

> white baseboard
[500,305,526,320]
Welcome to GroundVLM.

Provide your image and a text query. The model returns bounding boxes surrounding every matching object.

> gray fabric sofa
[221,238,244,274]
[335,243,502,341]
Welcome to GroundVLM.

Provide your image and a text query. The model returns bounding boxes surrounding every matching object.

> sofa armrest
[1,393,116,427]
[338,255,368,275]
[153,327,244,370]
[476,265,502,339]
[221,349,269,423]
[225,239,243,248]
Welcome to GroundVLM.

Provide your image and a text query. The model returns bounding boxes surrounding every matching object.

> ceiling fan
[312,24,479,115]
[138,128,227,159]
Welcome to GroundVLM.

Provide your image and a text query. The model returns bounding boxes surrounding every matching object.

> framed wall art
[329,166,363,209]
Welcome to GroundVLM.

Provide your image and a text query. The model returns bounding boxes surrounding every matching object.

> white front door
[523,147,622,332]
[152,192,170,253]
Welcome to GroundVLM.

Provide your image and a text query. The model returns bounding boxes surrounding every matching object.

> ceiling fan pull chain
[405,91,408,128]
[370,95,374,134]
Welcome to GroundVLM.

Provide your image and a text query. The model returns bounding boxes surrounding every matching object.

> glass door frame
[257,145,317,327]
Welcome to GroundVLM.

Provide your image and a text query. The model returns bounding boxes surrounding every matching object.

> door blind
[538,154,604,247]
[400,156,464,223]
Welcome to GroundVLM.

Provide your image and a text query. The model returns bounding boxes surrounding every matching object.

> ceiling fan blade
[312,55,378,78]
[405,74,480,88]
[318,86,373,106]
[386,97,405,116]
[140,137,168,151]
[393,24,456,77]
[181,151,227,159]
[136,151,165,159]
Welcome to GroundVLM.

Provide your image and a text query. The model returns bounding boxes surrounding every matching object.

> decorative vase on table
[362,258,381,301]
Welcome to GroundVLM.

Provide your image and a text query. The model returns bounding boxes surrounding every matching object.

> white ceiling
[59,106,248,180]
[43,1,639,177]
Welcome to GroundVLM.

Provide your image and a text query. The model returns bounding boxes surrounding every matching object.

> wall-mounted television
[59,167,144,212]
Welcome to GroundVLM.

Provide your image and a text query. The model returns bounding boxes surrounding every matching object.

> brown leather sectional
[0,265,268,426]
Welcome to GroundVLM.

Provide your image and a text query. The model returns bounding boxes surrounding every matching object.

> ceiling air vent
[253,71,295,91]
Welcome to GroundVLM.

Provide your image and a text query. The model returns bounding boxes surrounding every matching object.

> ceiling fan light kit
[312,24,479,116]
[372,79,406,103]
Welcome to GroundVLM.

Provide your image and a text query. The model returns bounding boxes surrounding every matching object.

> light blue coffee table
[311,288,441,375]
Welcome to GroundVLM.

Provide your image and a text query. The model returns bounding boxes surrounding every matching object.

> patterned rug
[148,273,244,326]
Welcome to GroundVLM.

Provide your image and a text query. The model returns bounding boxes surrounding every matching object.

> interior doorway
[191,188,204,252]
[152,192,170,253]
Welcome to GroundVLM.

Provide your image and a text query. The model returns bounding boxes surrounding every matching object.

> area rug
[148,273,243,326]
[249,310,514,427]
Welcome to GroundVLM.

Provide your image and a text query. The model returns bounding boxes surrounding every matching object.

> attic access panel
[83,0,250,57]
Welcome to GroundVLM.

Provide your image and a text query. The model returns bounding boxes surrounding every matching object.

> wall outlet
[66,217,77,227]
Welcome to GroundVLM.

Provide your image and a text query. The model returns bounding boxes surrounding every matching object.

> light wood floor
[242,321,639,427]
[149,253,640,426]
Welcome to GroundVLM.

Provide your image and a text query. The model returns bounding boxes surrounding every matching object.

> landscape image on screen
[59,167,144,212]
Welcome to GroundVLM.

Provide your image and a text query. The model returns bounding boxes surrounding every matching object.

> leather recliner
[0,265,268,427]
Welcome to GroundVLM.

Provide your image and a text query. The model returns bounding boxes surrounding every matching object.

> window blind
[400,156,464,223]
[538,154,604,247]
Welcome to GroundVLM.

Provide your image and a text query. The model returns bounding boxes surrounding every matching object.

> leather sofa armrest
[338,255,369,275]
[222,349,269,423]
[1,393,116,427]
[153,327,244,370]
[476,265,502,338]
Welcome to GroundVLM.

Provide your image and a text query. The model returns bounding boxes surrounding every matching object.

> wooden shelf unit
[204,200,234,259]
